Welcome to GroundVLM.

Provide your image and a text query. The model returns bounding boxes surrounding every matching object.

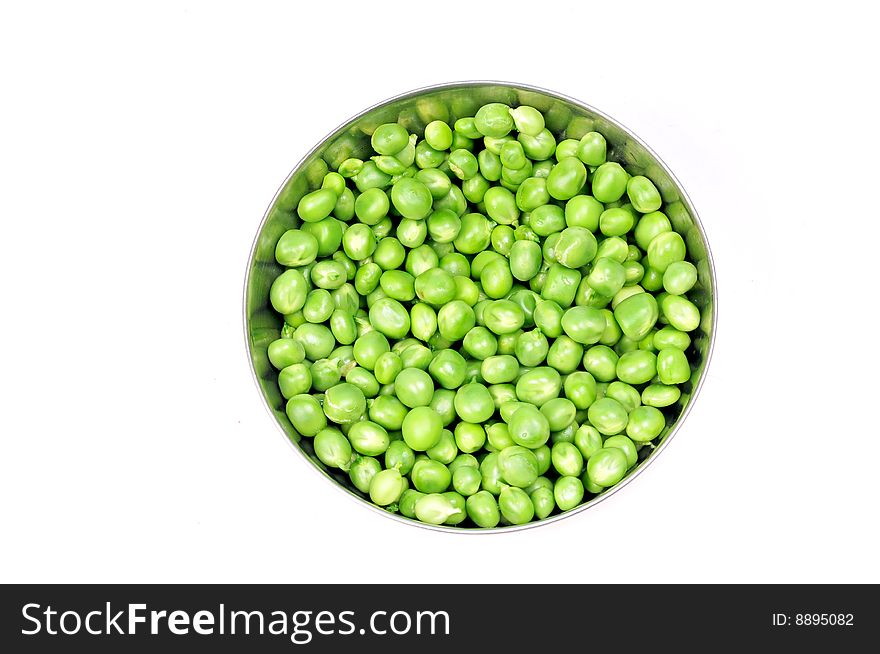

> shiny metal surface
[244,81,717,533]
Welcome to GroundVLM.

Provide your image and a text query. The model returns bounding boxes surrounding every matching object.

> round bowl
[244,81,717,532]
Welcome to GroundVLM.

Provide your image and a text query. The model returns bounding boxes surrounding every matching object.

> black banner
[1,584,875,651]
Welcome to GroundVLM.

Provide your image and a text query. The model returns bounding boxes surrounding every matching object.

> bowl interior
[244,82,715,530]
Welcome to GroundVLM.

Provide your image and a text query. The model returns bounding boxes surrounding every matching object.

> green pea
[662,261,698,295]
[354,160,392,192]
[371,123,408,156]
[270,269,308,315]
[533,300,564,338]
[656,347,691,384]
[480,355,520,384]
[603,381,638,413]
[563,196,601,232]
[590,162,629,203]
[625,405,665,443]
[380,440,414,475]
[411,268,455,308]
[508,240,542,282]
[302,289,333,324]
[410,457,451,493]
[453,212,493,254]
[436,300,476,341]
[626,175,662,213]
[509,105,545,136]
[541,264,581,307]
[454,382,495,423]
[285,394,326,436]
[296,188,337,223]
[483,299,525,335]
[308,260,346,291]
[616,350,658,384]
[532,160,554,178]
[587,397,628,435]
[516,177,550,212]
[480,186,518,225]
[533,444,552,475]
[275,229,318,267]
[514,330,549,367]
[474,103,514,137]
[554,226,597,269]
[476,259,510,300]
[599,207,635,237]
[338,158,363,178]
[414,492,461,524]
[349,455,381,493]
[586,257,626,297]
[368,297,410,340]
[498,445,539,488]
[372,351,403,386]
[447,148,480,180]
[577,132,607,166]
[574,424,603,460]
[499,140,526,170]
[485,422,514,451]
[642,383,681,408]
[328,308,356,345]
[292,323,336,360]
[401,405,443,451]
[367,468,405,506]
[309,358,341,391]
[466,490,501,527]
[546,157,587,200]
[460,173,488,204]
[560,371,596,411]
[424,388,453,427]
[453,117,482,139]
[390,177,432,221]
[426,429,459,464]
[397,488,423,518]
[560,306,605,345]
[487,385,517,411]
[518,128,557,160]
[345,365,380,398]
[320,382,365,424]
[586,447,628,488]
[614,292,660,341]
[496,330,522,356]
[506,403,551,449]
[459,327,495,361]
[498,486,534,525]
[393,368,434,408]
[640,266,664,292]
[353,330,390,370]
[268,338,306,370]
[547,335,584,374]
[634,211,672,251]
[425,348,464,390]
[313,428,353,471]
[278,363,311,399]
[477,149,502,181]
[539,397,576,433]
[452,465,483,496]
[452,422,485,454]
[529,204,566,236]
[422,120,452,151]
[347,420,390,457]
[353,187,388,225]
[552,476,583,511]
[352,261,380,295]
[661,294,701,332]
[531,487,556,519]
[647,231,686,273]
[414,140,445,169]
[369,395,407,431]
[478,452,504,494]
[515,365,562,407]
[603,435,638,468]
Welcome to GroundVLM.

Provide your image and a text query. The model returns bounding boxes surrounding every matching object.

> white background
[2,1,878,584]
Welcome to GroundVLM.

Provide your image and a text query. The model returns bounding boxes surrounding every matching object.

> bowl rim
[243,80,718,534]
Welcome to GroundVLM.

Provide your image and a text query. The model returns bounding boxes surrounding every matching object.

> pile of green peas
[266,101,702,528]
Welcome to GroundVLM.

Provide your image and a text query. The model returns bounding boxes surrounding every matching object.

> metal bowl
[244,81,716,533]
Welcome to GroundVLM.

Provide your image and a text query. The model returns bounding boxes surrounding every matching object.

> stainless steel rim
[243,80,718,534]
